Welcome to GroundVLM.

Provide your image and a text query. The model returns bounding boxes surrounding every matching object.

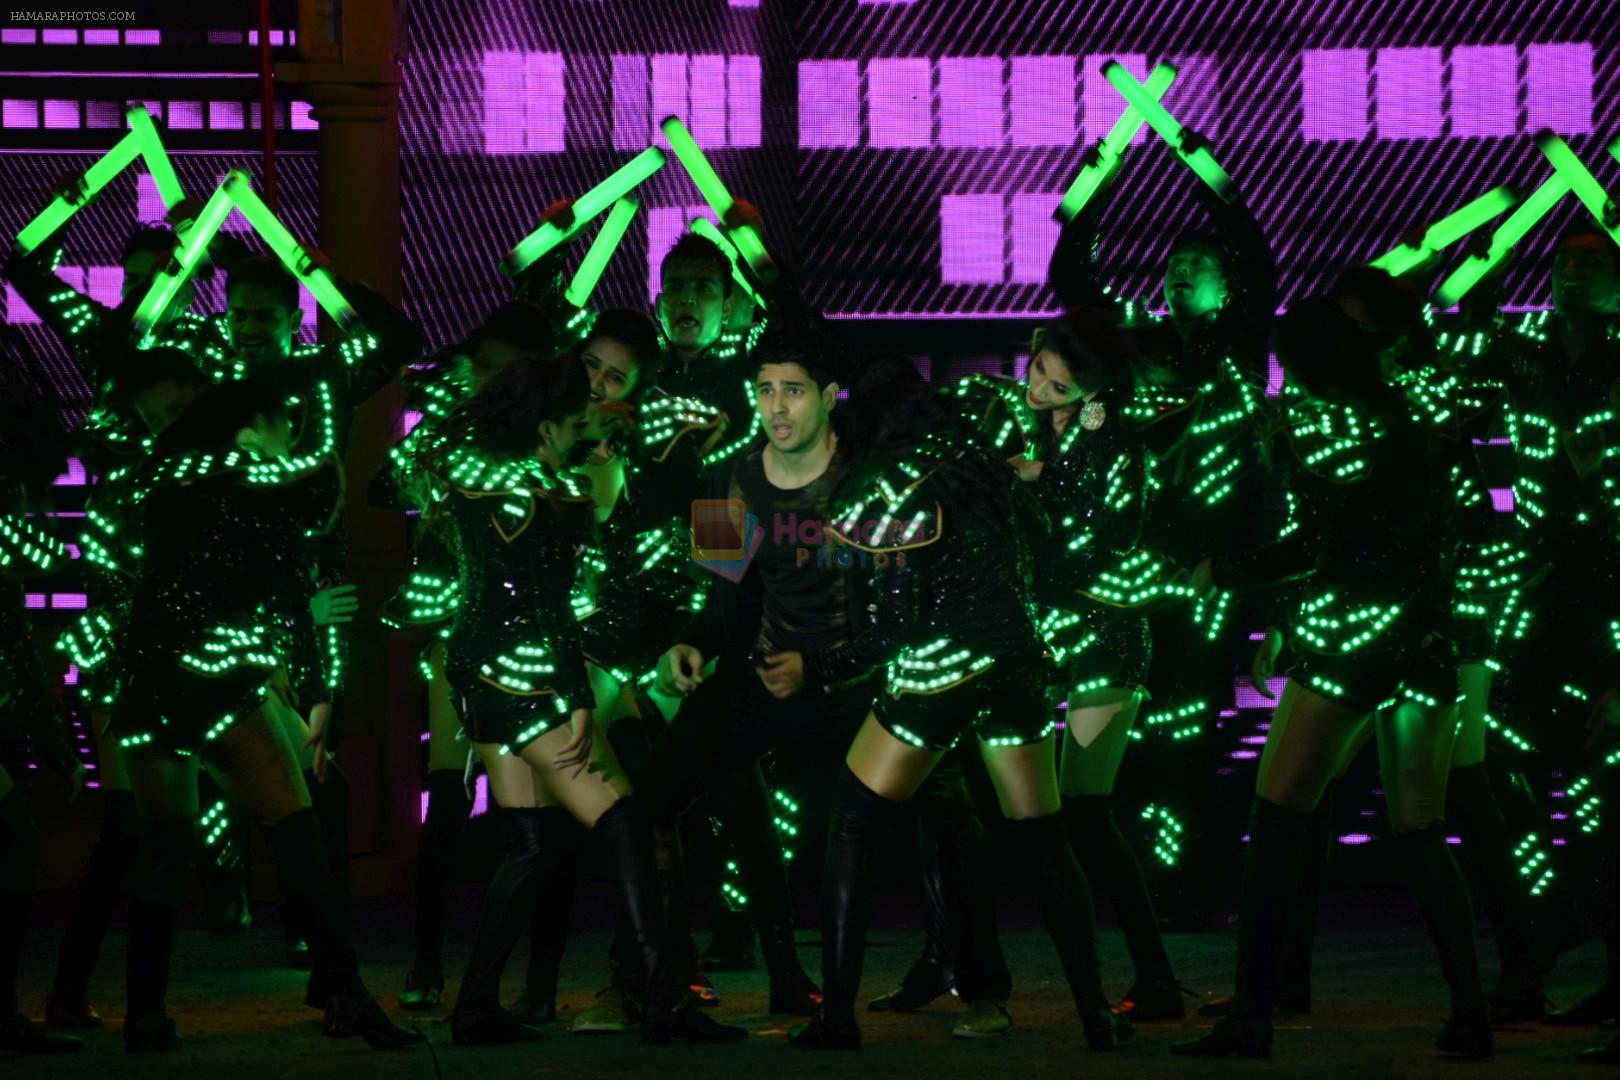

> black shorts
[455,685,573,756]
[1289,629,1460,715]
[875,650,1050,752]
[113,659,272,755]
[1045,607,1151,696]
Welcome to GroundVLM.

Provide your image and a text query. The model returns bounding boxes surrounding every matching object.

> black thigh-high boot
[1174,797,1311,1058]
[516,832,582,1023]
[282,764,350,969]
[451,807,560,1045]
[911,759,1011,1008]
[1004,812,1132,1051]
[264,807,418,1049]
[402,769,472,1008]
[1063,794,1181,1020]
[720,764,820,1014]
[124,817,194,1053]
[0,788,80,1054]
[593,797,745,1045]
[1447,762,1545,1021]
[789,765,905,1050]
[1277,779,1335,1012]
[1394,825,1492,1058]
[50,788,141,1026]
[867,819,955,1012]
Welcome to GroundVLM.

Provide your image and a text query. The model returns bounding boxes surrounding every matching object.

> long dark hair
[1027,306,1140,459]
[584,307,662,403]
[430,352,591,465]
[836,353,1011,534]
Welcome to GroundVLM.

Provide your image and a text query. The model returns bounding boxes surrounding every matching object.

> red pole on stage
[256,0,279,211]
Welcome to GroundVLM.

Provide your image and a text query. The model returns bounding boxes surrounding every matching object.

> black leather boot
[1174,798,1310,1058]
[1394,825,1492,1059]
[451,807,558,1046]
[123,817,193,1054]
[402,769,472,1009]
[593,798,745,1045]
[50,789,139,1028]
[1003,812,1132,1051]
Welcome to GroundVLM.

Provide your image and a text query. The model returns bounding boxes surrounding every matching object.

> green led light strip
[500,146,666,276]
[1369,185,1519,277]
[1102,61,1235,202]
[563,196,640,309]
[1055,63,1176,222]
[1435,172,1570,308]
[659,115,772,275]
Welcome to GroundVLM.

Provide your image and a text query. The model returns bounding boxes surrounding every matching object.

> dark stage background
[1,2,1616,911]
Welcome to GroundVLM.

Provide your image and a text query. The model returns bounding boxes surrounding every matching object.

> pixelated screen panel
[2,0,1617,409]
[398,0,1617,336]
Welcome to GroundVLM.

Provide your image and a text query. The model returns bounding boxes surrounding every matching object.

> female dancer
[788,351,1130,1052]
[106,362,419,1053]
[1174,276,1492,1059]
[958,308,1189,1017]
[408,353,738,1046]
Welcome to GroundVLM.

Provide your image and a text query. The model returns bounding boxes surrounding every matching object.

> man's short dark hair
[1558,226,1620,272]
[748,323,845,391]
[121,225,179,266]
[226,255,300,313]
[659,233,734,298]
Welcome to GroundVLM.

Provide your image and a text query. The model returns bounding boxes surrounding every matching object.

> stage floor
[12,885,1608,1078]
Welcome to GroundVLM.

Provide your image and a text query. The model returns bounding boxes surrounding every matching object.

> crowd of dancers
[1,120,1618,1066]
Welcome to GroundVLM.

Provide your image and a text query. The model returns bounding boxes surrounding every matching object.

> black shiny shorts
[456,685,571,757]
[1289,629,1460,715]
[875,650,1051,751]
[1048,608,1152,696]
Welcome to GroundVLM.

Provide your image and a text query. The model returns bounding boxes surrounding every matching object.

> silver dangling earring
[1080,400,1107,431]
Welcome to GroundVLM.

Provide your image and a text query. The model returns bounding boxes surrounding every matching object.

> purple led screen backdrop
[2,0,1617,414]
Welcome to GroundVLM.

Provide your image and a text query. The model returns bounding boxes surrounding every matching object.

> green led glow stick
[1369,186,1519,277]
[223,173,358,328]
[1102,61,1236,202]
[14,132,140,255]
[563,196,639,309]
[1055,64,1177,222]
[500,146,666,277]
[127,103,184,209]
[1435,173,1571,308]
[15,105,184,255]
[1535,129,1620,242]
[659,115,772,275]
[132,179,236,336]
[689,216,764,309]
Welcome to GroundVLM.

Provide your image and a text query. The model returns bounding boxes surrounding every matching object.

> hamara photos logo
[691,499,763,582]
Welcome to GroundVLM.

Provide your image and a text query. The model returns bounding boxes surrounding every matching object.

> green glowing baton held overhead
[1055,64,1177,222]
[1369,185,1520,277]
[659,115,773,276]
[224,172,358,328]
[563,196,640,309]
[132,178,236,337]
[1535,129,1620,242]
[500,146,667,277]
[127,103,185,209]
[689,216,764,309]
[15,133,141,255]
[1435,173,1571,308]
[1102,61,1236,203]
